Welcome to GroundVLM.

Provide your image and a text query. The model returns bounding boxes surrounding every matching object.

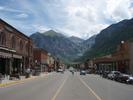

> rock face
[69,36,84,44]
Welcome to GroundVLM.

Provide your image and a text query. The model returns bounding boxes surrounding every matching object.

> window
[11,36,16,49]
[0,31,6,45]
[20,40,23,50]
[26,43,29,53]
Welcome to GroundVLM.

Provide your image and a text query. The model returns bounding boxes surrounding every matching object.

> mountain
[30,30,82,64]
[69,36,84,44]
[81,18,133,61]
[81,35,96,50]
[42,30,64,37]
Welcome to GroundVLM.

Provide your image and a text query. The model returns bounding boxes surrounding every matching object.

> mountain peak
[42,30,64,37]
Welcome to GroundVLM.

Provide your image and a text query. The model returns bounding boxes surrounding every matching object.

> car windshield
[0,0,133,100]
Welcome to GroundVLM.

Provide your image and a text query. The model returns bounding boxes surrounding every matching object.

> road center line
[51,76,68,100]
[78,76,102,100]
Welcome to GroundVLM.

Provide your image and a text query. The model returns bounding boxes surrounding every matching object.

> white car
[58,69,64,73]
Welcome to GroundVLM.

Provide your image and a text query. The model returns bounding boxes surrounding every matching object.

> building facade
[92,41,133,74]
[33,48,49,72]
[129,42,133,75]
[0,19,33,75]
[47,53,55,72]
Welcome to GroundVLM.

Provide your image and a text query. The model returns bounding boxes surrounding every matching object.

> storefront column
[5,59,10,75]
[9,58,13,75]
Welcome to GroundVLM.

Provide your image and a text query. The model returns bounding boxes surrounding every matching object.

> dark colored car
[117,74,129,83]
[117,74,133,84]
[102,71,110,78]
[108,71,121,80]
[80,70,86,75]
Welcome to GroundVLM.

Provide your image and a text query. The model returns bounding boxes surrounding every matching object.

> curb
[0,74,47,87]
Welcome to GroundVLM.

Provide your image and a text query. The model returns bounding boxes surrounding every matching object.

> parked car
[57,68,64,73]
[117,74,133,84]
[117,74,129,83]
[126,75,133,84]
[102,71,110,78]
[80,70,86,75]
[108,71,121,80]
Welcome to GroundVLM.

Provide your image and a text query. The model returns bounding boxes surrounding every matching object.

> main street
[0,71,133,100]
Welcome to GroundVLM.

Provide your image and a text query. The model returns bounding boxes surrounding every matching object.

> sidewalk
[0,72,50,87]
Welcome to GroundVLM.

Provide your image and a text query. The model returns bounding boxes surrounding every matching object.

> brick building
[33,48,49,72]
[0,19,33,75]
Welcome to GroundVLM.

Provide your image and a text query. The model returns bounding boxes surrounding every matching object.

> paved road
[0,71,133,100]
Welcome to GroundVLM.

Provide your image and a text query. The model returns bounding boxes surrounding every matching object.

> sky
[0,0,133,39]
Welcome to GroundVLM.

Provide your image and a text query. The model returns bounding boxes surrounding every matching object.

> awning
[0,51,12,58]
[0,46,16,52]
[0,51,22,59]
[13,54,22,59]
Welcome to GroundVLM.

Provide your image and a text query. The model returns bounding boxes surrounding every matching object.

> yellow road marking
[78,76,102,100]
[51,77,68,100]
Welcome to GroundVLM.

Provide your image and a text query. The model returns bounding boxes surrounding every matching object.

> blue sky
[0,0,133,39]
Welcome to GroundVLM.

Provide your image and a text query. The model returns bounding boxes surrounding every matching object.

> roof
[0,18,31,40]
[33,47,48,54]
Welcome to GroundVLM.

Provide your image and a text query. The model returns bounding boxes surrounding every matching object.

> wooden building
[0,19,33,75]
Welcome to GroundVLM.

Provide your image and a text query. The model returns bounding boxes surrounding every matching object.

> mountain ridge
[80,18,133,62]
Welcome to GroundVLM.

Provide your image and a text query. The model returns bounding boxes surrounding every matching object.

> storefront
[0,47,24,75]
[0,48,13,75]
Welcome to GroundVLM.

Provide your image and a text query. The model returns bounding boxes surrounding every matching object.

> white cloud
[54,0,108,38]
[0,6,4,10]
[1,0,133,39]
[106,0,132,21]
[16,13,29,18]
[54,0,133,39]
[32,24,51,33]
[0,6,24,13]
